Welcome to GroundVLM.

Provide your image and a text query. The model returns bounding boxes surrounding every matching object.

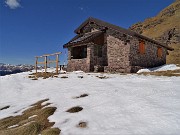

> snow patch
[28,115,37,119]
[60,69,66,74]
[73,70,84,74]
[8,124,19,129]
[137,64,180,73]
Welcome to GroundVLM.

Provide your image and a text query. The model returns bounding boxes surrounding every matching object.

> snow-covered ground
[137,64,180,73]
[0,70,180,135]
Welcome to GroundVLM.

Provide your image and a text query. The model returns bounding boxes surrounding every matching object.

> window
[94,45,102,57]
[71,46,87,59]
[139,41,145,54]
[157,47,163,58]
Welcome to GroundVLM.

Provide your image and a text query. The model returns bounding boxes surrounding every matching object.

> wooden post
[35,57,38,74]
[44,56,47,73]
[56,54,59,74]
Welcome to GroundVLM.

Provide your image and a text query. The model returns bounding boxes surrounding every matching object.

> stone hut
[63,17,173,73]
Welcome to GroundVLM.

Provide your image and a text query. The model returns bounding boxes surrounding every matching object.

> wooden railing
[35,52,61,74]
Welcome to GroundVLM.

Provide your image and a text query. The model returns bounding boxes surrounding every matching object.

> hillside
[129,0,180,64]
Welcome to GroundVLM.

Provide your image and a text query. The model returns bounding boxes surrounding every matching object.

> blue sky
[0,0,174,65]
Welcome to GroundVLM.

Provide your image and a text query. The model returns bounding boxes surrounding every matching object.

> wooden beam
[47,60,57,63]
[44,56,47,73]
[37,61,45,64]
[35,52,61,58]
[42,52,61,57]
[56,54,59,74]
[35,57,38,74]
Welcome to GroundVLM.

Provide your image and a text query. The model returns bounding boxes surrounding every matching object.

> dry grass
[0,99,60,135]
[66,106,83,113]
[29,72,59,79]
[138,69,180,77]
[41,128,60,135]
[167,43,180,64]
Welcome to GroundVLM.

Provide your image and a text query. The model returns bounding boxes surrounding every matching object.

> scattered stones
[78,75,83,78]
[66,106,83,113]
[61,76,68,78]
[74,94,88,99]
[77,121,87,128]
[96,75,108,79]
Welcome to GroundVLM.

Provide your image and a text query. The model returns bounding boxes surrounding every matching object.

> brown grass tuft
[167,43,180,64]
[0,121,41,135]
[0,99,60,135]
[29,72,59,79]
[66,106,83,113]
[41,128,60,135]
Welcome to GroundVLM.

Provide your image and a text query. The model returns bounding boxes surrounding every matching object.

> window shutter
[139,41,145,54]
[157,47,162,58]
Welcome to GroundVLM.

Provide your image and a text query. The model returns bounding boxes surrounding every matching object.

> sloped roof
[74,17,173,50]
[63,31,103,48]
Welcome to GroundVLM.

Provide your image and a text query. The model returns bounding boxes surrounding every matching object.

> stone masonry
[64,17,173,73]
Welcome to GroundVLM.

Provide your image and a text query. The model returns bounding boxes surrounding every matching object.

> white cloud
[5,0,21,9]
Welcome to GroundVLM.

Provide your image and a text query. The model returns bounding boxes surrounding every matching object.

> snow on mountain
[0,63,40,76]
[0,70,180,135]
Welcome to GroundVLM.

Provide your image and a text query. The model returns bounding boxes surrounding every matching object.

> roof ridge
[74,17,173,50]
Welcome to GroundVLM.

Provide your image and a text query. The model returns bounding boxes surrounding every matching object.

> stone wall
[89,45,105,72]
[129,37,166,72]
[67,43,92,72]
[67,58,89,72]
[104,30,131,73]
[67,22,167,73]
[89,33,108,71]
